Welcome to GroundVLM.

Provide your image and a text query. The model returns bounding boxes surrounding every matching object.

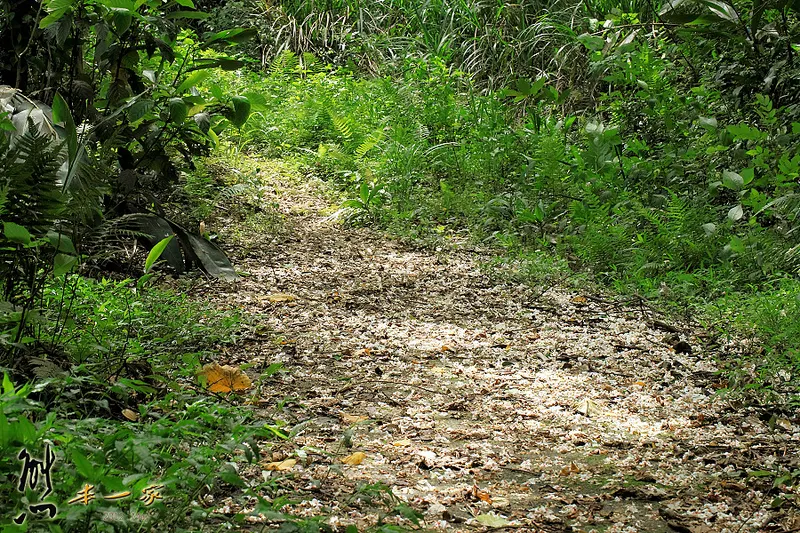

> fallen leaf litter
[184,166,800,532]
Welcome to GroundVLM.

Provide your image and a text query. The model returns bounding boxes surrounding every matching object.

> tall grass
[223,0,610,89]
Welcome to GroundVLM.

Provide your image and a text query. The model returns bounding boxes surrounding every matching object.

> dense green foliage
[2,0,800,529]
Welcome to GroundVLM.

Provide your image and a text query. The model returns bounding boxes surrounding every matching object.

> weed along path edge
[200,164,799,533]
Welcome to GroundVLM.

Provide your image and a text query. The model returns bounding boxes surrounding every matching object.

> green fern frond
[665,192,689,237]
[329,111,355,144]
[269,50,300,75]
[214,183,252,206]
[353,127,384,159]
[0,128,64,235]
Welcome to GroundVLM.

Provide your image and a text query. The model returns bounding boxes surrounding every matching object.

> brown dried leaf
[559,462,580,476]
[469,485,492,503]
[122,408,139,421]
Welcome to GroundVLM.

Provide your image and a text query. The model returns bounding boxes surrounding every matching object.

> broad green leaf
[144,235,174,273]
[741,167,755,185]
[136,215,184,272]
[114,12,132,34]
[53,92,78,163]
[168,97,188,124]
[72,449,96,480]
[16,415,37,445]
[703,0,739,22]
[142,70,157,84]
[0,112,15,131]
[193,112,211,132]
[176,71,212,94]
[175,0,195,6]
[126,98,154,122]
[722,170,744,190]
[728,204,744,222]
[4,222,31,244]
[46,231,76,253]
[189,57,245,71]
[698,116,717,130]
[210,84,224,100]
[727,123,764,141]
[242,91,267,111]
[97,0,137,12]
[529,76,547,97]
[207,127,219,146]
[341,199,365,209]
[165,10,209,18]
[201,27,258,48]
[229,96,251,128]
[40,0,76,28]
[53,254,78,276]
[158,218,237,281]
[702,222,717,236]
[577,33,605,51]
[2,372,13,395]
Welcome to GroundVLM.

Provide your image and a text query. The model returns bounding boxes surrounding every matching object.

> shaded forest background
[1,0,800,530]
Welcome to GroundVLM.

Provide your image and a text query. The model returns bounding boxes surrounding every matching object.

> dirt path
[205,168,799,533]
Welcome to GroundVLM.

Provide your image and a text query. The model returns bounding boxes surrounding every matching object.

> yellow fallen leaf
[342,414,369,424]
[122,408,139,421]
[392,439,413,447]
[265,459,296,471]
[342,452,366,465]
[440,345,453,352]
[265,293,297,303]
[198,363,252,393]
[572,296,588,304]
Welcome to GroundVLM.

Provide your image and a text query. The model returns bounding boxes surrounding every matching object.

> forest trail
[206,167,798,533]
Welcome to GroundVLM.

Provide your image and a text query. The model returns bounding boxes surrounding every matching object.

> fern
[82,214,152,261]
[0,127,64,235]
[329,110,355,145]
[353,127,384,159]
[664,192,689,239]
[214,183,252,207]
[269,50,300,75]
